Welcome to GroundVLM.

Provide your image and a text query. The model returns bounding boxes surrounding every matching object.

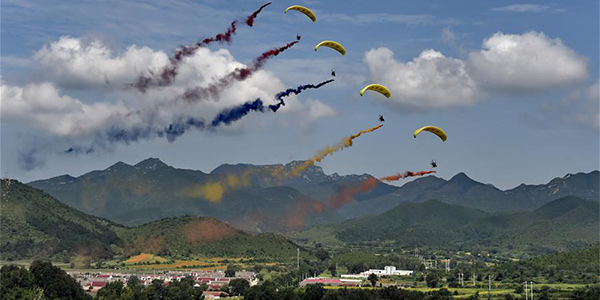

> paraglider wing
[314,40,346,55]
[284,5,316,22]
[413,126,447,142]
[360,84,391,98]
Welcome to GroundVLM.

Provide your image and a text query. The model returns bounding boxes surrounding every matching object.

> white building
[341,266,413,278]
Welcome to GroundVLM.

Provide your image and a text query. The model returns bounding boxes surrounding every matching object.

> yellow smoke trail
[286,124,384,177]
[182,124,384,202]
[178,172,252,202]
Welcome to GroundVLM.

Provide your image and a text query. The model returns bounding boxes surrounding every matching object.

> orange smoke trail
[379,170,437,182]
[287,124,384,177]
[182,124,384,204]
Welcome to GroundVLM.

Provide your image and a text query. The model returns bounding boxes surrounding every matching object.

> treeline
[493,245,600,284]
[1,261,90,300]
[245,283,454,300]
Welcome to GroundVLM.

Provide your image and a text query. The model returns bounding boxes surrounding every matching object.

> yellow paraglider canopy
[284,5,316,22]
[413,126,447,142]
[314,40,346,55]
[360,84,391,98]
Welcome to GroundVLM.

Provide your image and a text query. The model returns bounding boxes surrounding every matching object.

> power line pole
[530,281,533,300]
[525,282,528,300]
[488,275,491,300]
[297,248,300,269]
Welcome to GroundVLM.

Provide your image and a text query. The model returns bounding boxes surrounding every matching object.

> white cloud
[1,81,129,136]
[468,32,588,93]
[364,47,479,109]
[34,36,171,89]
[2,36,336,143]
[364,31,589,110]
[544,79,600,130]
[492,4,564,13]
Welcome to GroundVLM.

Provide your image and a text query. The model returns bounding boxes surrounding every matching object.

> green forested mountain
[113,216,300,260]
[0,179,120,260]
[0,180,302,261]
[294,197,599,255]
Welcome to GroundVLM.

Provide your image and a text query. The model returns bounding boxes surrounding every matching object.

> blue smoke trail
[211,98,265,127]
[65,79,333,153]
[269,79,334,112]
[210,79,334,126]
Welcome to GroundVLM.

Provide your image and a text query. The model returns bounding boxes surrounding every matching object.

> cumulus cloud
[468,32,588,93]
[364,47,478,109]
[2,36,336,155]
[1,81,129,136]
[364,31,589,110]
[34,36,170,89]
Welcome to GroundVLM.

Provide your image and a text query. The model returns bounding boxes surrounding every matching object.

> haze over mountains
[294,197,599,254]
[28,158,598,234]
[0,179,299,260]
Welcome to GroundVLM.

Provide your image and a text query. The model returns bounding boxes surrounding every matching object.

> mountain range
[0,179,300,261]
[28,158,598,233]
[293,196,599,255]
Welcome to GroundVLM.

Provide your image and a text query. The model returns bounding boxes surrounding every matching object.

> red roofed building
[91,281,107,288]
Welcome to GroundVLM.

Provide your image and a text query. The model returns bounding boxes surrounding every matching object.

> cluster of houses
[68,265,412,297]
[68,270,258,299]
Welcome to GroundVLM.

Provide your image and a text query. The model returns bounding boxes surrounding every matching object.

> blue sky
[1,0,598,189]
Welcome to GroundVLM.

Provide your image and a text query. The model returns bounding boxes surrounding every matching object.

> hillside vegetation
[294,197,599,255]
[0,179,301,261]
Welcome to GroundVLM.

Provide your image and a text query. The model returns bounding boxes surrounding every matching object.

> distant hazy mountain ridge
[28,158,598,232]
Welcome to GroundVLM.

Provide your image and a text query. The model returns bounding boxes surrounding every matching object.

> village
[67,266,415,299]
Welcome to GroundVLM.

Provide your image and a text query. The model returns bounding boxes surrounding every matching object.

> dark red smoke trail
[130,2,272,92]
[379,171,437,181]
[173,21,238,62]
[246,2,271,26]
[182,41,299,101]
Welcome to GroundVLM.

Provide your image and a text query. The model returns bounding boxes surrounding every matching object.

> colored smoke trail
[245,2,272,26]
[285,170,437,230]
[269,79,334,112]
[379,170,437,182]
[178,171,253,202]
[286,124,385,177]
[181,124,384,203]
[131,2,272,92]
[211,99,265,127]
[182,41,299,101]
[326,177,378,210]
[210,79,335,127]
[328,170,436,207]
[67,77,331,151]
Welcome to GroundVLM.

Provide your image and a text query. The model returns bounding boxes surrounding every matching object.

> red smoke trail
[326,178,378,210]
[131,2,272,92]
[182,41,299,101]
[246,2,272,26]
[286,170,437,230]
[173,21,238,62]
[379,170,437,182]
